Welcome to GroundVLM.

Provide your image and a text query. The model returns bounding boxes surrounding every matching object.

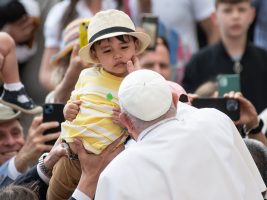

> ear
[172,92,179,109]
[90,49,99,61]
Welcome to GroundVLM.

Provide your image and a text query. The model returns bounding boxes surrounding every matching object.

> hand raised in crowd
[224,91,258,129]
[63,100,82,122]
[2,16,36,43]
[69,44,91,70]
[53,45,91,103]
[14,116,60,173]
[224,92,267,146]
[75,135,125,199]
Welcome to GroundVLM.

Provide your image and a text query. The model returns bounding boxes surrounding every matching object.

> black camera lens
[226,99,238,111]
[44,105,54,114]
[179,94,189,103]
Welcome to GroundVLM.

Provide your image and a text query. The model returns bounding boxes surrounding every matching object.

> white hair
[121,102,177,133]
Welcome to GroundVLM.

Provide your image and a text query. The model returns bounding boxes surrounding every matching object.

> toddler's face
[92,36,138,77]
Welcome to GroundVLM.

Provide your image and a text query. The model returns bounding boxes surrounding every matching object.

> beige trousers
[47,156,81,200]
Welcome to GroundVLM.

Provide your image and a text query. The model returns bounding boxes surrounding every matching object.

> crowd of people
[0,0,267,199]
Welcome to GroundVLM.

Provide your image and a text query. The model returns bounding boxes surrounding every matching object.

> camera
[226,99,239,112]
[191,98,240,121]
[43,103,65,145]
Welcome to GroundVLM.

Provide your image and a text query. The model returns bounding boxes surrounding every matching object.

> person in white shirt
[71,69,266,200]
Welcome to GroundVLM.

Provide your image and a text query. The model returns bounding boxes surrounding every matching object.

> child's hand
[112,107,126,128]
[127,55,141,73]
[63,100,82,121]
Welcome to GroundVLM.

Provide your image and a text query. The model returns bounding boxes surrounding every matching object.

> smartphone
[140,14,158,50]
[79,19,90,48]
[43,103,65,145]
[191,98,240,121]
[216,74,240,97]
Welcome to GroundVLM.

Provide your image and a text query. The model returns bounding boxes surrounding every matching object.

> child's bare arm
[63,100,82,121]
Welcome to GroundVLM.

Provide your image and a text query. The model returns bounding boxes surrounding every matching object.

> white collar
[137,117,177,142]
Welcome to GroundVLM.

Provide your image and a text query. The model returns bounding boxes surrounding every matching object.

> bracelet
[38,152,52,177]
[245,118,264,135]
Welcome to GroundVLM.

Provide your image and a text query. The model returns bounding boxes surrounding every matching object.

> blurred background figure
[0,0,40,64]
[244,138,267,186]
[0,32,42,114]
[182,0,267,114]
[45,18,92,104]
[39,0,119,91]
[139,37,171,80]
[0,103,60,183]
[251,0,267,51]
[0,184,39,200]
[125,0,219,82]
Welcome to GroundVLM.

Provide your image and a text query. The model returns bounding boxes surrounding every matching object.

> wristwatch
[38,152,52,177]
[245,118,264,135]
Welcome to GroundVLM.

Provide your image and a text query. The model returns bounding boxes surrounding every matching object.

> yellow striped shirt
[61,67,125,154]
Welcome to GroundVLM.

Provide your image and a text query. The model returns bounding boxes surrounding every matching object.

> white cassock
[94,103,266,200]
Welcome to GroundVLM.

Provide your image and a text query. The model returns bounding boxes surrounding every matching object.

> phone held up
[140,14,158,50]
[191,98,240,121]
[216,74,240,97]
[43,103,65,145]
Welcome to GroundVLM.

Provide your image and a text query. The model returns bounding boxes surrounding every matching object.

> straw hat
[0,103,21,122]
[79,9,150,64]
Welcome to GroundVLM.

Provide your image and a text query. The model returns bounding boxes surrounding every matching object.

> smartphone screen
[43,103,65,145]
[140,14,158,50]
[79,19,90,48]
[216,74,240,97]
[191,98,240,121]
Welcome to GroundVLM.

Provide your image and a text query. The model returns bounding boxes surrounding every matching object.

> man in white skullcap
[71,69,266,200]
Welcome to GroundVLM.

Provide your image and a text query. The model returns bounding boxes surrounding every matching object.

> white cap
[118,70,172,121]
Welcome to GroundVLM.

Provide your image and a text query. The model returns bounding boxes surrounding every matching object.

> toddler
[47,9,150,199]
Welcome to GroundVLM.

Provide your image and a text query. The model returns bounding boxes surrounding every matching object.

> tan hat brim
[79,31,150,64]
[0,109,21,122]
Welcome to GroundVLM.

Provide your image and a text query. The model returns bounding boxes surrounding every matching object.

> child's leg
[47,156,81,200]
[0,32,42,114]
[0,32,21,83]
